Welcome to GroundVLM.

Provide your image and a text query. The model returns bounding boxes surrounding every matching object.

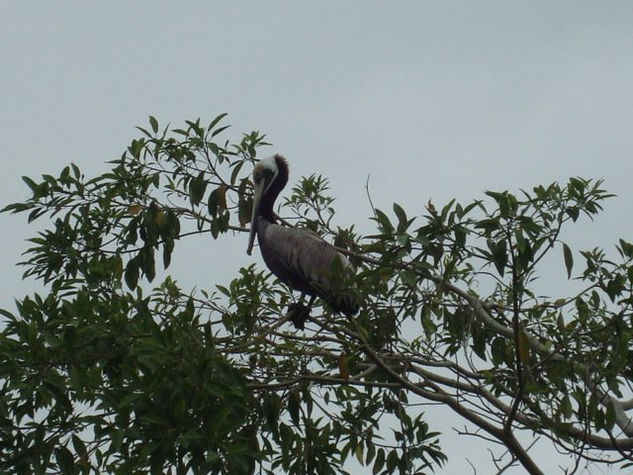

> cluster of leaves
[2,115,633,474]
[363,177,633,471]
[0,116,273,473]
[0,116,444,474]
[0,285,257,473]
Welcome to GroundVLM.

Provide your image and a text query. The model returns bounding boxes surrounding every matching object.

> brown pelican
[247,155,359,327]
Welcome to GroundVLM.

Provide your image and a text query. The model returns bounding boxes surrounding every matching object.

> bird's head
[247,155,288,255]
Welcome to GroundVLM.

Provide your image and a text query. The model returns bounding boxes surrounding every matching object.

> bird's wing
[258,222,350,295]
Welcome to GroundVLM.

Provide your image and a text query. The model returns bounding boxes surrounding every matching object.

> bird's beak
[246,180,264,255]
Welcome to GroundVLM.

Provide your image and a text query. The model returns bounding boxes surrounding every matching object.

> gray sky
[2,2,632,473]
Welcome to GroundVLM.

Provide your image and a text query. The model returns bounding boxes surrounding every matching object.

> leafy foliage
[2,115,633,474]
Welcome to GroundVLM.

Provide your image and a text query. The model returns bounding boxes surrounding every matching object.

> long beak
[246,181,264,255]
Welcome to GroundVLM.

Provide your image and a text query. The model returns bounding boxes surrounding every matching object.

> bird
[247,154,359,328]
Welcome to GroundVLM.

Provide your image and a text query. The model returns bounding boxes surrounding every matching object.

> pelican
[247,155,359,327]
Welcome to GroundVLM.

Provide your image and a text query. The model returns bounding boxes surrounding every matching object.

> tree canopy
[2,115,633,474]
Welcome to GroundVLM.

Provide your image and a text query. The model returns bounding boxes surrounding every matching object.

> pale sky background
[2,2,633,474]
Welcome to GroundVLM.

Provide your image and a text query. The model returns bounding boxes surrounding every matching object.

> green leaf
[22,175,38,192]
[396,233,409,247]
[186,118,204,137]
[189,171,208,206]
[71,162,81,179]
[1,201,34,214]
[129,138,145,159]
[400,269,417,288]
[560,394,573,419]
[440,198,456,221]
[163,238,174,269]
[211,124,231,138]
[54,446,75,473]
[605,274,627,302]
[208,112,228,131]
[211,217,220,239]
[216,285,230,297]
[125,258,139,290]
[208,188,219,218]
[454,226,467,247]
[487,238,507,276]
[230,161,244,186]
[288,389,301,426]
[217,185,227,210]
[72,434,88,461]
[141,248,156,282]
[373,208,394,234]
[0,308,17,322]
[393,202,407,231]
[515,230,534,270]
[619,239,633,259]
[365,441,376,466]
[149,115,159,134]
[386,450,398,472]
[471,324,487,361]
[562,243,573,279]
[485,191,516,218]
[373,448,385,475]
[569,177,586,195]
[238,195,252,227]
[566,206,580,221]
[475,218,500,234]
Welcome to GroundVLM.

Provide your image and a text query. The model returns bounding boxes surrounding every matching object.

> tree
[2,115,633,474]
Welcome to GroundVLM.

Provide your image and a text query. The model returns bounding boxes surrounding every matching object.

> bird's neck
[259,160,288,222]
[258,190,278,222]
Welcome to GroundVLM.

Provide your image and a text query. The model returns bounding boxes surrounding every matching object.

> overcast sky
[2,2,632,473]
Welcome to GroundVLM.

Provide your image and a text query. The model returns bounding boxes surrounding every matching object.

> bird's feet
[287,302,311,330]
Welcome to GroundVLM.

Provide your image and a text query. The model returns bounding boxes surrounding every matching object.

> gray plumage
[247,155,359,317]
[256,217,357,316]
